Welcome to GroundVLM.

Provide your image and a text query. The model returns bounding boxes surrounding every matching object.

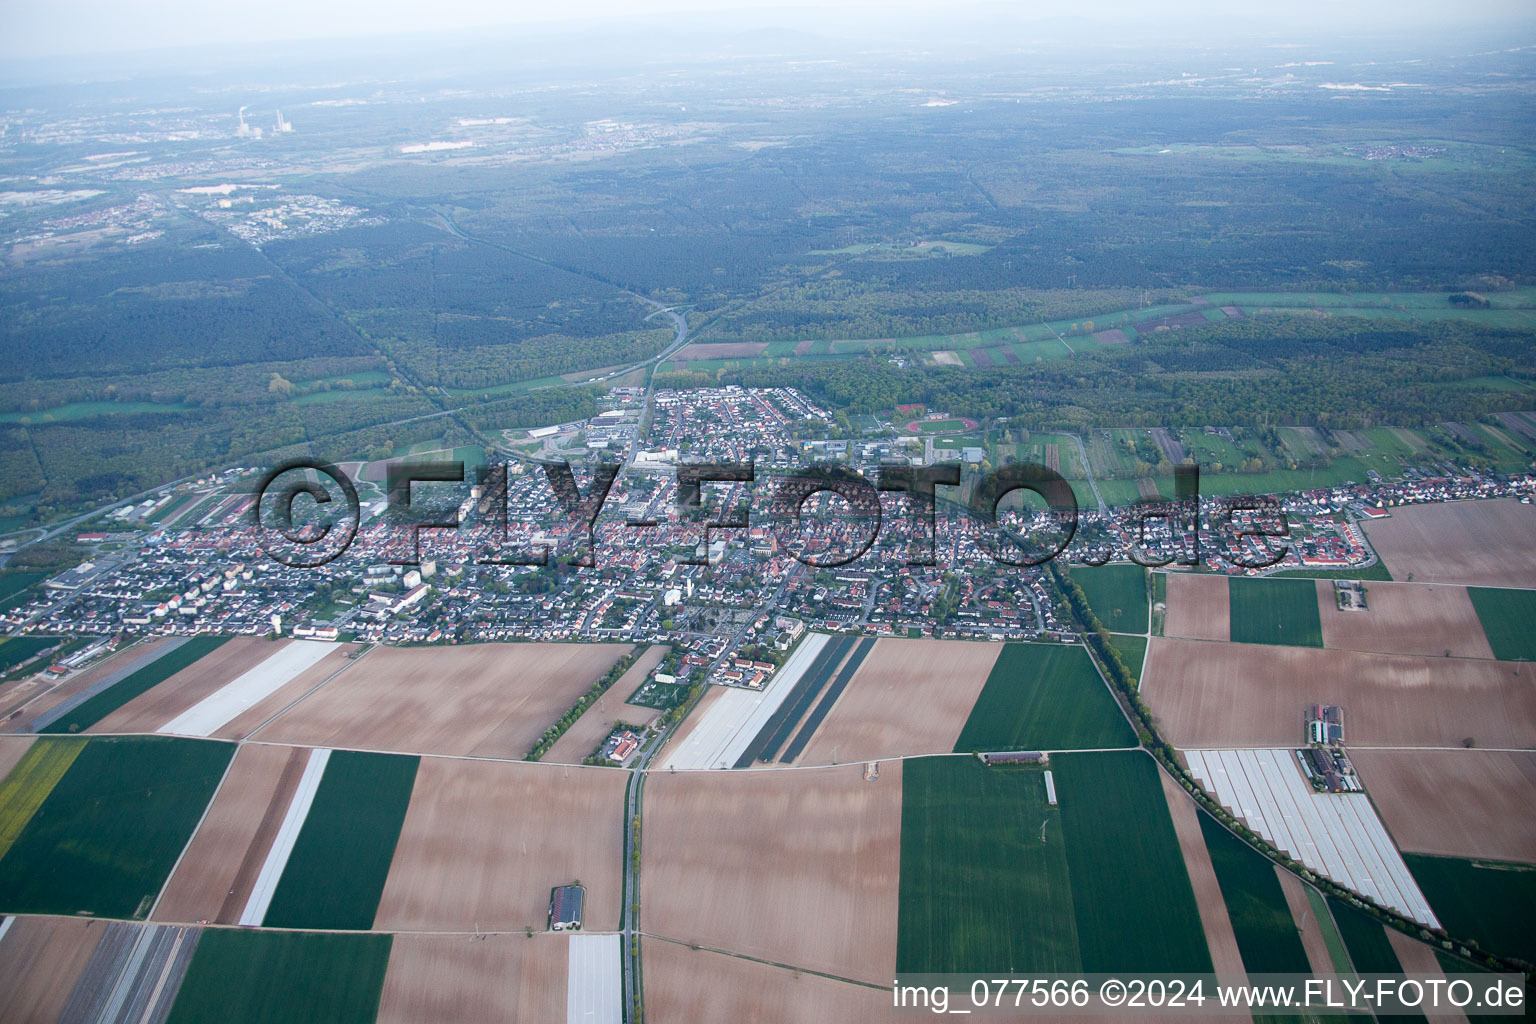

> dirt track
[1363,498,1536,588]
[91,637,282,733]
[154,742,307,924]
[1350,748,1536,864]
[1276,868,1336,976]
[1316,581,1494,659]
[376,933,567,1024]
[374,756,628,933]
[642,761,901,985]
[542,646,666,765]
[1164,573,1230,642]
[256,642,631,757]
[0,916,105,1023]
[791,639,1000,765]
[1142,637,1536,749]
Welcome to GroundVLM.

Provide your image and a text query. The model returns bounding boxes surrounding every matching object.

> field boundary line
[244,643,375,740]
[239,747,330,926]
[640,932,887,990]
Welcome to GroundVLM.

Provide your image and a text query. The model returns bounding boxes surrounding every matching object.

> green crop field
[0,571,46,604]
[1053,751,1214,974]
[1467,587,1536,661]
[897,756,1081,974]
[263,750,420,930]
[1073,564,1148,633]
[1326,897,1406,974]
[0,737,86,862]
[41,635,231,734]
[1228,577,1324,647]
[0,635,61,675]
[168,929,392,1024]
[953,643,1134,752]
[1108,634,1147,680]
[1197,812,1311,973]
[1405,855,1536,967]
[0,400,193,424]
[0,735,233,919]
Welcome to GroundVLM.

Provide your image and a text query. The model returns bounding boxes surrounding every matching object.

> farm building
[1043,770,1057,806]
[550,884,585,931]
[978,751,1048,766]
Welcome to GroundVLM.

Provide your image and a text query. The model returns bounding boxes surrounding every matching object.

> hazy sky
[3,0,1533,60]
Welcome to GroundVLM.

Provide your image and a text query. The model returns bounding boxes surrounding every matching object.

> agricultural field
[0,916,107,1023]
[376,933,567,1024]
[1142,638,1536,748]
[1404,854,1536,968]
[0,635,60,675]
[38,635,230,734]
[256,642,631,758]
[1052,751,1213,974]
[88,635,286,734]
[1467,586,1536,661]
[1162,572,1230,642]
[1071,563,1148,633]
[201,642,359,740]
[644,761,901,984]
[1108,633,1148,678]
[787,638,1001,766]
[153,742,312,925]
[951,643,1135,752]
[375,757,627,933]
[642,939,897,1024]
[1156,772,1245,977]
[1327,897,1408,975]
[1317,580,1495,659]
[897,756,1079,975]
[0,735,233,918]
[262,749,420,930]
[898,752,1211,977]
[167,928,392,1024]
[1350,749,1536,864]
[1195,811,1313,973]
[1362,499,1536,588]
[1227,577,1323,647]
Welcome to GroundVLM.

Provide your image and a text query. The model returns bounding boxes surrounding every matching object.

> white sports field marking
[1186,748,1440,928]
[658,633,831,771]
[158,641,335,737]
[566,933,622,1024]
[238,747,330,926]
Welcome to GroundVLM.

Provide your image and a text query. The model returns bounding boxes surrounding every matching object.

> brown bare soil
[374,757,628,933]
[256,643,631,758]
[1385,930,1470,1024]
[375,933,567,1024]
[642,761,901,985]
[1316,581,1495,659]
[1160,770,1246,978]
[1350,749,1536,864]
[1363,498,1536,587]
[0,734,36,781]
[0,916,105,1023]
[659,683,723,757]
[1276,868,1336,976]
[90,637,283,733]
[153,742,308,924]
[674,342,768,359]
[1164,572,1230,642]
[1093,328,1130,344]
[791,639,1001,766]
[1142,637,1536,749]
[542,646,667,765]
[793,339,815,356]
[6,639,172,729]
[642,939,902,1024]
[210,643,361,740]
